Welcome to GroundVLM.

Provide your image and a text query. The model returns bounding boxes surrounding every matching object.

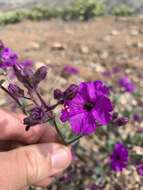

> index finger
[0,109,59,144]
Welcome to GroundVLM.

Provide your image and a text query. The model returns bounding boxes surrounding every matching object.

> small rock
[94,63,105,73]
[137,42,143,48]
[122,53,129,59]
[80,45,89,54]
[100,51,109,59]
[73,59,82,65]
[35,62,45,69]
[57,76,67,85]
[111,30,120,36]
[29,42,40,50]
[139,28,143,34]
[51,42,66,50]
[126,40,132,47]
[103,35,111,42]
[140,122,143,128]
[130,29,139,36]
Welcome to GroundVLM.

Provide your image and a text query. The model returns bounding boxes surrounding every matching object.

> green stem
[66,135,82,145]
[53,119,66,144]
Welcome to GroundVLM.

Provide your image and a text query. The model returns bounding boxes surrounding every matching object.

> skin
[0,109,72,190]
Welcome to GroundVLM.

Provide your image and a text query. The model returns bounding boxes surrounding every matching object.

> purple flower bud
[112,112,119,120]
[64,84,79,100]
[54,89,63,100]
[30,107,45,120]
[24,106,49,130]
[34,66,47,84]
[13,64,36,91]
[115,117,129,126]
[8,83,24,97]
[136,164,143,176]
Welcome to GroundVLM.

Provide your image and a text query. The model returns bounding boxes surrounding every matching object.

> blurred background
[0,0,143,190]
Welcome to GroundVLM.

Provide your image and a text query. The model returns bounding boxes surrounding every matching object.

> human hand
[0,109,72,190]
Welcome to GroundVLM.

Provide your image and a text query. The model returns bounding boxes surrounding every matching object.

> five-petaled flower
[110,143,128,172]
[60,81,113,135]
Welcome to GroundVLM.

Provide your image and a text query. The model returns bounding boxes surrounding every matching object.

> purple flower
[62,65,79,76]
[136,163,143,176]
[0,47,18,68]
[118,76,135,93]
[60,81,113,135]
[110,143,128,172]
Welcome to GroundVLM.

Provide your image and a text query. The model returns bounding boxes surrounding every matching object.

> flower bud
[64,84,79,100]
[112,112,119,120]
[54,89,63,100]
[115,117,129,126]
[30,107,45,120]
[34,66,47,84]
[8,83,24,97]
[13,64,36,91]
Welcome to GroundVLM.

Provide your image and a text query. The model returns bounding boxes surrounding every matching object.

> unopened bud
[115,117,129,126]
[8,83,24,97]
[54,89,63,100]
[34,66,47,84]
[64,84,79,100]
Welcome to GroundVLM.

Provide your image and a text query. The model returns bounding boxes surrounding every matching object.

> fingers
[0,143,71,190]
[34,176,55,187]
[0,109,58,144]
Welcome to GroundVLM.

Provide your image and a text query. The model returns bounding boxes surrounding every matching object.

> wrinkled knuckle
[23,149,42,184]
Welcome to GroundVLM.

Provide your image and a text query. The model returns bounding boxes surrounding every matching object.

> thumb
[0,143,71,190]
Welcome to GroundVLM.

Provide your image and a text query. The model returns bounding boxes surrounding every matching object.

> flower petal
[69,113,96,135]
[79,82,96,101]
[92,96,113,125]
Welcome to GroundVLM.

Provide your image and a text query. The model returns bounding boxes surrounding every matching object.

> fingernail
[52,147,70,171]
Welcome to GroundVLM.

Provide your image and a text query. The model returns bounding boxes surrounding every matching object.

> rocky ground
[0,17,143,190]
